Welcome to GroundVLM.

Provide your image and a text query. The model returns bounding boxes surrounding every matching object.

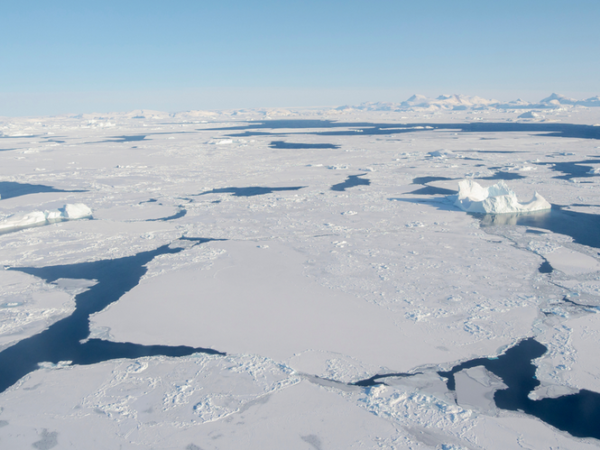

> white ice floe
[208,138,248,145]
[452,180,551,214]
[428,150,462,159]
[0,203,92,231]
[543,247,600,275]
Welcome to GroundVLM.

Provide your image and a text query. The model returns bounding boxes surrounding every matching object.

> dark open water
[204,120,600,140]
[331,174,370,191]
[438,339,600,440]
[0,182,86,200]
[477,206,600,250]
[196,186,305,197]
[0,241,224,394]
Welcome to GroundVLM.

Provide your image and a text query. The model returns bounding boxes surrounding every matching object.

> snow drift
[452,180,551,214]
[0,203,92,232]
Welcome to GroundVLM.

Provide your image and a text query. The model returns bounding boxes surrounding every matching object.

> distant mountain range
[336,93,600,112]
[34,93,599,122]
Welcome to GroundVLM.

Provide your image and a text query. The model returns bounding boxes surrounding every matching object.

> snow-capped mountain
[337,93,600,112]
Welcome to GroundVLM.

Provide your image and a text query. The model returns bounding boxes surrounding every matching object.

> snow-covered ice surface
[1,100,600,448]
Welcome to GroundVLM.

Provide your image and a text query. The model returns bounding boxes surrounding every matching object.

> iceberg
[453,180,551,214]
[0,203,92,232]
[61,203,93,219]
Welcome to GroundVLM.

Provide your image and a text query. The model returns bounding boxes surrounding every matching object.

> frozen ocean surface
[0,243,223,392]
[1,101,600,449]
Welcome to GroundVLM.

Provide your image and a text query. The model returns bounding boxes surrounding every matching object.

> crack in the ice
[0,241,225,394]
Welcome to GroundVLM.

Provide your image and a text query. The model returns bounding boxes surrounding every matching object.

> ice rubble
[0,203,92,231]
[453,180,551,214]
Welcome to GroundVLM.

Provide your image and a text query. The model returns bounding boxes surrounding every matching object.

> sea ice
[428,150,459,158]
[0,203,92,232]
[2,102,600,449]
[543,247,600,275]
[60,203,93,219]
[452,180,551,214]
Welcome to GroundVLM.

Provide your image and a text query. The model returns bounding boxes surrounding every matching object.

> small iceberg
[428,150,460,159]
[0,203,92,232]
[452,180,551,214]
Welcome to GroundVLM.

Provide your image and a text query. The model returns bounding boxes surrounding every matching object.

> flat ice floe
[0,203,92,232]
[453,179,551,214]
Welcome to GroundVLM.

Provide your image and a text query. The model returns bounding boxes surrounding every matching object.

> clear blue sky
[2,0,599,116]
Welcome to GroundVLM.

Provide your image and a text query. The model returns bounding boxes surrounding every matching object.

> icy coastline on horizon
[336,92,600,113]
[2,92,599,121]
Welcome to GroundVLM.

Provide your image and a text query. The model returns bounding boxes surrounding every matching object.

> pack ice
[2,99,600,450]
[0,203,92,231]
[453,180,551,214]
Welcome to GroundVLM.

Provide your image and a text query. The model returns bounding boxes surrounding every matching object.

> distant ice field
[1,105,600,449]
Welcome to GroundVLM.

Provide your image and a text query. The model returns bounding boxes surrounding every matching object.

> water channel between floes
[3,237,599,440]
[0,242,224,394]
[3,118,600,440]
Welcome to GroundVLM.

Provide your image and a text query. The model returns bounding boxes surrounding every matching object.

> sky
[1,0,599,116]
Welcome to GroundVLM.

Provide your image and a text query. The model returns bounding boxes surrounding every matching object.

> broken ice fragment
[0,203,93,231]
[60,203,93,219]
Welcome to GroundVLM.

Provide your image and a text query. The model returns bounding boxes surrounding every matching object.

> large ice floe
[453,180,551,214]
[0,203,92,232]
